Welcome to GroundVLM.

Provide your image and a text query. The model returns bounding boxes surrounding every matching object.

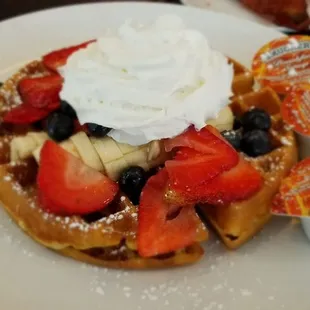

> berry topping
[221,130,242,150]
[37,141,118,215]
[241,108,271,131]
[86,123,111,137]
[164,126,239,190]
[43,40,95,72]
[3,103,53,124]
[119,166,147,205]
[18,75,63,108]
[241,129,272,157]
[60,100,77,119]
[138,168,205,257]
[233,117,242,130]
[47,112,74,142]
[168,157,262,206]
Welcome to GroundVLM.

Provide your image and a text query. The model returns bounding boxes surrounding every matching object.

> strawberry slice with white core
[138,168,203,258]
[164,125,239,190]
[37,141,118,215]
[168,157,263,206]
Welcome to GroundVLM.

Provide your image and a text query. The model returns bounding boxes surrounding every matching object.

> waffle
[0,55,290,268]
[229,58,254,97]
[0,61,209,269]
[199,87,298,249]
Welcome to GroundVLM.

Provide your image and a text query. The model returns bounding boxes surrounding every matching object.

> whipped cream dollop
[60,15,234,145]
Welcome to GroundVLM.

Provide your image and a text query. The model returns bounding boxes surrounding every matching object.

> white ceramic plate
[1,3,310,310]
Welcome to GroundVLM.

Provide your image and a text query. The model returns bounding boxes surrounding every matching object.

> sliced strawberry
[3,103,51,124]
[3,100,60,124]
[138,168,203,258]
[169,157,263,206]
[165,125,229,153]
[37,141,118,215]
[165,126,239,189]
[43,40,95,71]
[19,75,63,108]
[174,147,202,160]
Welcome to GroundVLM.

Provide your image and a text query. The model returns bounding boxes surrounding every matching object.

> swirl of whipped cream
[60,15,234,145]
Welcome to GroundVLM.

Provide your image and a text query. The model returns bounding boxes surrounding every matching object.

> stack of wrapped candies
[252,33,310,239]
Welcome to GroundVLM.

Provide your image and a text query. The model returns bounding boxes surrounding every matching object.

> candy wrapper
[272,158,310,217]
[252,35,310,95]
[253,34,310,240]
[281,84,310,158]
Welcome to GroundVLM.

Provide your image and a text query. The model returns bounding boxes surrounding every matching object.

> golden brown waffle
[199,87,298,249]
[0,61,208,269]
[0,158,206,268]
[0,56,291,268]
[229,58,254,96]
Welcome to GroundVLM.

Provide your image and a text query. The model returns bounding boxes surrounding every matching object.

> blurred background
[1,0,309,31]
[0,0,178,21]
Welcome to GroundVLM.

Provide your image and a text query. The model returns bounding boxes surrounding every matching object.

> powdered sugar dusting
[280,136,292,146]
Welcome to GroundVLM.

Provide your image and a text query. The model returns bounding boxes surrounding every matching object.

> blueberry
[221,130,242,150]
[119,166,147,205]
[47,112,74,142]
[241,108,271,132]
[233,118,242,130]
[60,100,77,119]
[87,123,111,137]
[241,129,272,157]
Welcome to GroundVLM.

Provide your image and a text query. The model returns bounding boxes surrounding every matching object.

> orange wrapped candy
[252,36,310,95]
[272,158,310,217]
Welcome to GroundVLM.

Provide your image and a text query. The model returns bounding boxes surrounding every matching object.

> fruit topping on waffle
[38,141,119,215]
[0,15,298,268]
[43,40,95,72]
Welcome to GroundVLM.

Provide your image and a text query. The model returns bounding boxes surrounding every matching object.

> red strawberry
[165,126,239,189]
[169,157,263,206]
[37,141,118,215]
[138,168,203,257]
[43,40,95,71]
[165,125,229,153]
[19,75,63,108]
[3,103,52,124]
[3,100,60,124]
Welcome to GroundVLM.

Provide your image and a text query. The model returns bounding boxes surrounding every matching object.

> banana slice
[32,144,43,163]
[60,140,81,158]
[33,139,81,163]
[123,147,148,167]
[117,142,138,155]
[104,157,129,181]
[147,141,161,161]
[70,132,104,171]
[11,130,168,180]
[28,132,49,145]
[207,106,234,132]
[90,136,123,164]
[10,135,38,162]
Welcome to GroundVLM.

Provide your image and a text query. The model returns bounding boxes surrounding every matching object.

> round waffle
[0,55,295,268]
[0,61,208,269]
